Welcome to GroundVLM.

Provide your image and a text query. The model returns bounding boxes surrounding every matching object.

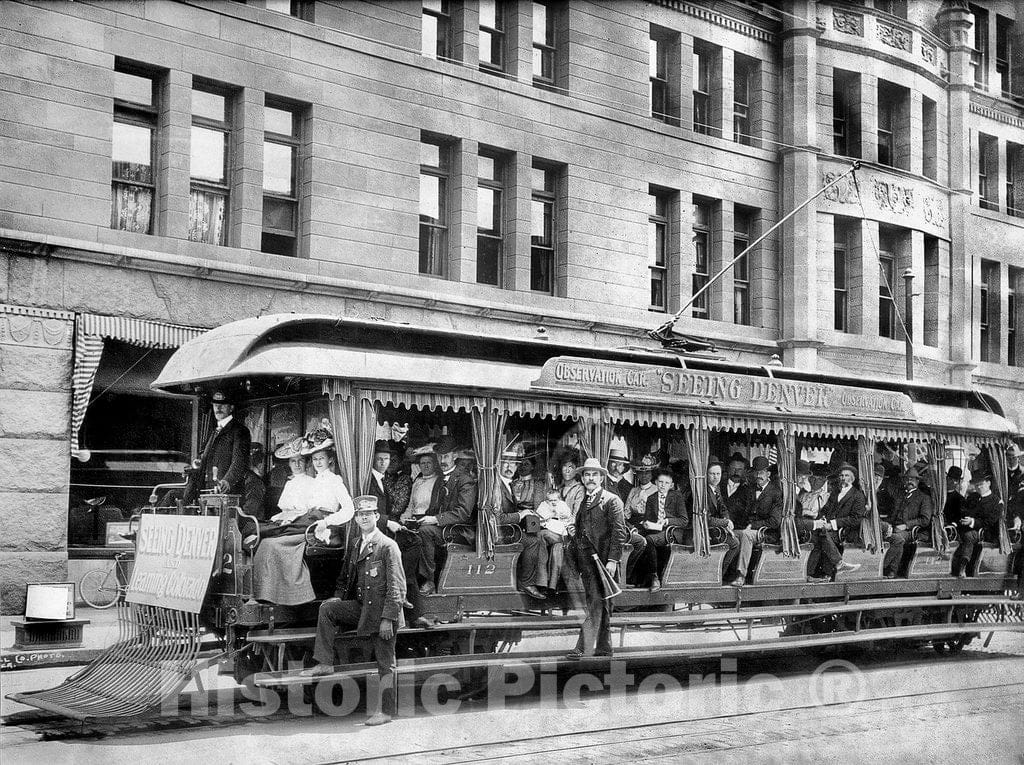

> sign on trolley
[127,515,220,613]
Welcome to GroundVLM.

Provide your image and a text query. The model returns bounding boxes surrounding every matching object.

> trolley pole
[903,268,914,381]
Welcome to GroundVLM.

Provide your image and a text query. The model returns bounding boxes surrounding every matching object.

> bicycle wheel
[79,567,120,609]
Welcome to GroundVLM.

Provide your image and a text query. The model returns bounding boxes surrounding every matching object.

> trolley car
[10,313,1023,721]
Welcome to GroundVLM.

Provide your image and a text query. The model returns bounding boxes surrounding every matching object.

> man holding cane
[565,458,628,660]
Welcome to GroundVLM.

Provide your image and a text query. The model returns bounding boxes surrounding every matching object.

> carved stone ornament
[878,22,912,51]
[922,196,948,227]
[921,41,937,64]
[872,179,915,216]
[0,310,73,350]
[822,172,858,205]
[833,10,864,36]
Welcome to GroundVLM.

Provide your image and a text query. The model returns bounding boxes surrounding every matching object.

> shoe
[365,713,392,726]
[883,573,896,579]
[806,576,829,583]
[728,576,745,587]
[299,664,333,678]
[649,577,662,593]
[413,616,438,629]
[522,584,547,600]
[835,561,861,575]
[418,582,435,596]
[401,600,414,610]
[593,649,613,658]
[564,648,584,661]
[241,534,258,553]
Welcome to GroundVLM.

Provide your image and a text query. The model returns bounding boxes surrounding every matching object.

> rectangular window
[1009,142,1022,217]
[691,197,711,319]
[419,137,449,277]
[1009,269,1020,366]
[922,96,937,181]
[692,41,712,136]
[530,163,556,293]
[189,84,231,246]
[877,83,895,167]
[648,190,669,311]
[422,0,451,60]
[832,69,860,158]
[265,0,313,19]
[650,36,669,123]
[479,0,506,73]
[261,101,300,257]
[532,1,557,88]
[733,54,754,146]
[733,208,752,326]
[477,151,504,286]
[979,260,992,361]
[979,132,998,211]
[878,229,897,340]
[971,4,989,89]
[996,15,1012,97]
[111,64,157,235]
[834,220,850,332]
[924,235,939,347]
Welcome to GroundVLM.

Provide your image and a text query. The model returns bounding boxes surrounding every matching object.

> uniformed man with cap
[301,495,406,726]
[951,471,1005,577]
[184,389,251,504]
[881,466,933,578]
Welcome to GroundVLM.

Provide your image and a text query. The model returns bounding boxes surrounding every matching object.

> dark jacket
[889,488,932,530]
[185,417,251,502]
[724,480,752,529]
[336,528,406,636]
[428,467,478,527]
[822,485,868,537]
[1008,466,1024,524]
[962,491,1004,537]
[497,477,529,523]
[748,481,783,531]
[706,484,731,528]
[572,489,628,564]
[642,489,689,529]
[943,490,965,527]
[606,476,633,504]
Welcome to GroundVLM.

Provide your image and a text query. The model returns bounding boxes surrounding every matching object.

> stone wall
[0,303,73,613]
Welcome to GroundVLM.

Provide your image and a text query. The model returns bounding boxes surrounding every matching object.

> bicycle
[79,549,134,609]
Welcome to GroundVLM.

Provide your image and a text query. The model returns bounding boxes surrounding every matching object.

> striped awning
[72,314,206,451]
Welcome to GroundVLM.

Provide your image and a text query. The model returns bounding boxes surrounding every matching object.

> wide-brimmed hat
[300,427,335,456]
[274,437,305,460]
[632,453,658,471]
[575,457,609,478]
[390,422,410,441]
[411,443,437,460]
[608,448,629,464]
[433,435,459,455]
[904,467,921,480]
[353,495,379,514]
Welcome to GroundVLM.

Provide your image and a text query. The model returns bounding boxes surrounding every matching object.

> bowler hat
[795,460,811,476]
[971,470,992,483]
[837,462,857,476]
[373,439,393,456]
[575,457,609,478]
[433,435,459,455]
[947,466,963,480]
[707,456,722,469]
[751,455,770,471]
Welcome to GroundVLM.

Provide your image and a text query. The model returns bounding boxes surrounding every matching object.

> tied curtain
[985,444,1012,554]
[775,431,801,558]
[111,182,153,233]
[925,441,949,554]
[471,406,507,559]
[683,425,711,557]
[327,386,378,496]
[575,415,614,468]
[856,436,883,553]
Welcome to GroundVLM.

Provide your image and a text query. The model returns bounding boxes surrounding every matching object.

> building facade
[1,0,1021,611]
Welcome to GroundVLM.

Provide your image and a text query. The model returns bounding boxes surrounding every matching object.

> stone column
[907,230,925,347]
[230,87,264,251]
[855,219,881,337]
[452,2,479,68]
[718,47,733,142]
[156,69,192,238]
[506,0,532,84]
[449,139,478,283]
[506,151,532,292]
[0,304,74,613]
[859,73,878,164]
[710,201,734,323]
[908,90,923,176]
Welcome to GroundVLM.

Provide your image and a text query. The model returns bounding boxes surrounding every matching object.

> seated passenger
[253,432,354,605]
[406,445,440,522]
[496,445,548,600]
[881,467,932,578]
[943,466,965,528]
[705,458,741,585]
[605,448,633,504]
[951,471,1004,577]
[724,454,752,530]
[734,456,783,586]
[806,463,864,581]
[638,468,688,592]
[795,460,828,542]
[553,448,585,518]
[416,436,477,595]
[513,454,548,515]
[622,455,656,586]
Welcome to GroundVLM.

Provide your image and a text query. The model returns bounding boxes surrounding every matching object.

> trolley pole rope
[651,161,862,340]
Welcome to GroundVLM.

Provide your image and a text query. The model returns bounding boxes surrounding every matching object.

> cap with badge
[353,495,380,514]
[210,389,235,405]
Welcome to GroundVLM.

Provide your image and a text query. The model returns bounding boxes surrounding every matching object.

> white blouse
[311,471,355,541]
[270,474,317,524]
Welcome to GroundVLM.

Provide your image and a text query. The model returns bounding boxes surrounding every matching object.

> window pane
[112,122,153,183]
[192,89,226,122]
[531,247,552,292]
[651,271,665,308]
[190,125,226,183]
[419,224,445,276]
[477,235,501,285]
[265,0,291,14]
[111,183,153,234]
[114,70,153,106]
[420,141,441,169]
[480,0,497,28]
[649,221,665,267]
[265,106,294,136]
[477,187,499,233]
[422,13,439,57]
[533,2,548,44]
[263,141,294,194]
[188,189,227,244]
[531,166,552,191]
[261,231,295,257]
[478,155,496,182]
[262,197,295,231]
[531,199,551,243]
[424,0,445,11]
[420,174,443,222]
[649,38,660,78]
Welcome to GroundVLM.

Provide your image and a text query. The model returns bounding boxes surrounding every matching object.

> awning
[72,314,206,451]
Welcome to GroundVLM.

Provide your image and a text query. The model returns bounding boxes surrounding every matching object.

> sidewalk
[1,606,126,672]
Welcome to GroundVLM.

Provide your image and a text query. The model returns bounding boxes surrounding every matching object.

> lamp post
[903,268,914,381]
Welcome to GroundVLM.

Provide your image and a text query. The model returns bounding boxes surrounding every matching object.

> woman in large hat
[551,447,585,519]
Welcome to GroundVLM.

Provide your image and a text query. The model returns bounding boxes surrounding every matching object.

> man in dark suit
[881,467,933,577]
[1006,443,1024,532]
[952,471,1005,577]
[605,448,633,504]
[416,436,478,595]
[705,458,741,585]
[565,458,628,660]
[495,446,548,599]
[943,466,965,527]
[724,456,752,531]
[806,463,865,580]
[301,495,405,725]
[638,468,688,592]
[734,456,783,585]
[184,389,251,503]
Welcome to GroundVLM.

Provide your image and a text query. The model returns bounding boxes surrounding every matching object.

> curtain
[683,424,710,557]
[471,405,507,558]
[327,387,377,496]
[111,183,153,233]
[857,436,882,553]
[775,431,801,557]
[188,189,227,245]
[925,441,949,553]
[985,444,1012,554]
[353,397,378,496]
[576,415,614,467]
[71,322,105,453]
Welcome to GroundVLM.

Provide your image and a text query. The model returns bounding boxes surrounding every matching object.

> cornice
[651,0,777,44]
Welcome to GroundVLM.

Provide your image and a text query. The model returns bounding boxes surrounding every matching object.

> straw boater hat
[353,495,379,513]
[608,447,629,464]
[300,427,334,456]
[500,443,524,462]
[274,437,304,460]
[574,457,609,478]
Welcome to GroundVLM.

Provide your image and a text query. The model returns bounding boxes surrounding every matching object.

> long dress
[253,472,348,605]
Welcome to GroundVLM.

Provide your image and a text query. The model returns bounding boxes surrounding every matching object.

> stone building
[1,0,1021,612]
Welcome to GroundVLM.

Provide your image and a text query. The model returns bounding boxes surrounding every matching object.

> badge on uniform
[368,566,378,578]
